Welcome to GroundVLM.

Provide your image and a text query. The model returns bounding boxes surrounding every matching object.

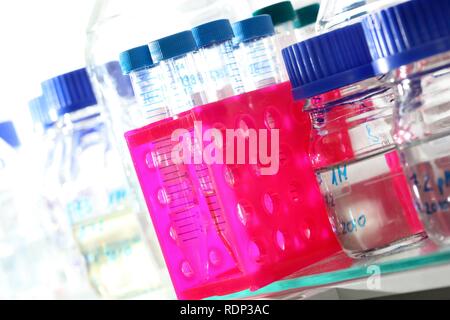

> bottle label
[348,118,394,155]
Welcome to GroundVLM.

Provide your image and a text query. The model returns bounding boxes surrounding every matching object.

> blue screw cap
[192,19,234,48]
[149,31,198,63]
[119,45,154,75]
[41,68,97,116]
[363,0,450,74]
[29,96,55,129]
[0,121,20,149]
[283,22,380,100]
[232,15,275,43]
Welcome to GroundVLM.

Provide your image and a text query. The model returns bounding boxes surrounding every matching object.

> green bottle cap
[253,1,296,26]
[294,3,320,28]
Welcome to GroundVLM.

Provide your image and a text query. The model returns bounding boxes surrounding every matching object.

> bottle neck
[60,105,103,132]
[305,77,392,129]
[306,78,396,169]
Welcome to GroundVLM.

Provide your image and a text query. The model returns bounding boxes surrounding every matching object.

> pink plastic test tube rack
[125,82,341,299]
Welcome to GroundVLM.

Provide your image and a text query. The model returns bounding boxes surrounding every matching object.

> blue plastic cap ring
[232,15,275,43]
[119,45,155,75]
[149,31,198,63]
[41,68,98,116]
[362,0,450,74]
[283,22,381,100]
[192,19,234,48]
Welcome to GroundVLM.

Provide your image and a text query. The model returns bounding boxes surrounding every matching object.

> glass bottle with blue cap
[233,15,282,92]
[149,31,207,115]
[192,19,244,103]
[28,96,99,299]
[363,0,450,246]
[283,22,426,258]
[119,45,169,125]
[41,68,165,298]
[0,121,65,299]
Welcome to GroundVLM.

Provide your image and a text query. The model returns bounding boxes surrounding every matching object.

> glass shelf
[208,239,450,300]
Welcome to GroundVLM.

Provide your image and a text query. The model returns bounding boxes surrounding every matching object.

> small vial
[362,0,450,245]
[119,45,169,125]
[253,1,298,47]
[283,23,426,258]
[149,31,207,115]
[253,1,298,81]
[233,15,282,92]
[294,3,320,41]
[192,19,244,103]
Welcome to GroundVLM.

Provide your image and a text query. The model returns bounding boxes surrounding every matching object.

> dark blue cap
[192,19,234,48]
[29,96,55,129]
[283,22,380,100]
[232,15,275,43]
[0,121,20,149]
[363,0,450,74]
[119,45,155,75]
[41,68,98,116]
[149,31,198,63]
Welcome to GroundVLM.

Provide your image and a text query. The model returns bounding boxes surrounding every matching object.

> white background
[0,0,95,142]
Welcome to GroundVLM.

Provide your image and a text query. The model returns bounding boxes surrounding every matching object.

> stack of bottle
[119,14,339,300]
[114,0,450,300]
[28,68,171,299]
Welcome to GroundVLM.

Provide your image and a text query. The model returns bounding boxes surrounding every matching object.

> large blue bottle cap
[283,22,380,100]
[41,68,97,116]
[192,19,234,48]
[363,0,450,74]
[29,96,55,129]
[149,31,198,63]
[119,45,154,75]
[232,15,275,43]
[0,121,20,149]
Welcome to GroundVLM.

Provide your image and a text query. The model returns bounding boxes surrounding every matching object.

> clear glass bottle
[41,68,164,298]
[192,19,245,103]
[315,0,406,33]
[28,96,98,299]
[362,0,450,246]
[233,15,283,92]
[283,23,426,258]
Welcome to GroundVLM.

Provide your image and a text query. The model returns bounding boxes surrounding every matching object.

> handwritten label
[337,211,367,236]
[410,170,450,215]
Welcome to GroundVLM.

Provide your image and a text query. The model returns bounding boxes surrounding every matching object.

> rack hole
[248,242,261,261]
[263,193,279,215]
[276,231,286,251]
[209,250,221,266]
[288,183,301,203]
[264,108,281,130]
[236,201,253,226]
[181,261,194,278]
